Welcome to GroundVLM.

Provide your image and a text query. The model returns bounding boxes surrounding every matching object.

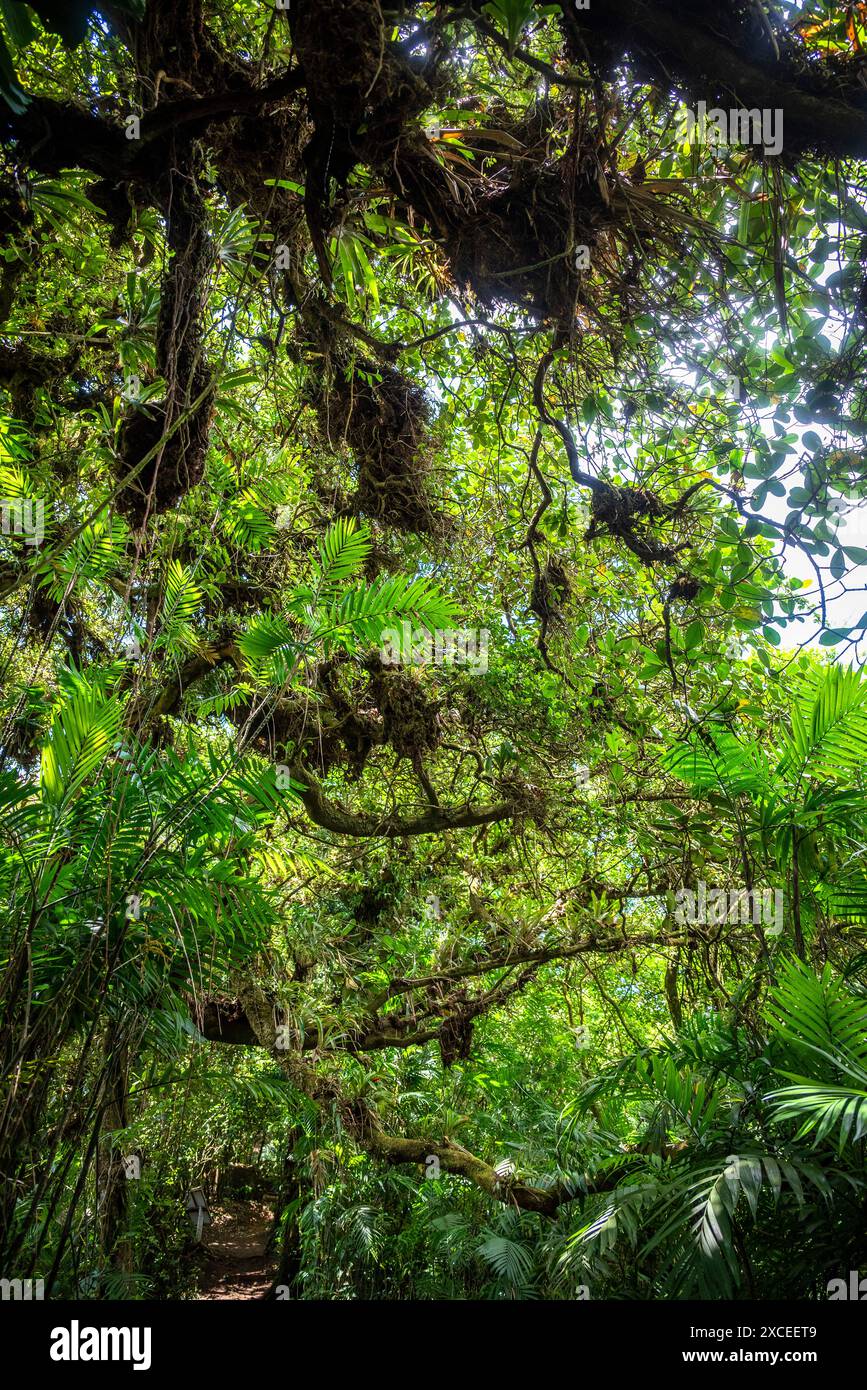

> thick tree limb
[289,760,517,838]
[574,0,867,158]
[124,641,241,730]
[0,98,129,180]
[383,927,686,1000]
[194,927,685,1055]
[229,977,652,1216]
[0,73,306,182]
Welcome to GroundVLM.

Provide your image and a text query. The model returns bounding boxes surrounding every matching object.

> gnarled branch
[289,760,517,838]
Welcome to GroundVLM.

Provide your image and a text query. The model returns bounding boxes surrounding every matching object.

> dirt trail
[196,1198,276,1300]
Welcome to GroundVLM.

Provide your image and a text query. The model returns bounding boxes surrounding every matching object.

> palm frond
[662,729,771,801]
[765,957,867,1072]
[781,665,867,781]
[40,683,122,805]
[311,518,371,592]
[321,574,458,647]
[766,1081,867,1150]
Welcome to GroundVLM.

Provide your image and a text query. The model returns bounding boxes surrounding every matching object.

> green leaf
[0,20,27,110]
[0,1,37,49]
[40,683,122,805]
[313,518,372,591]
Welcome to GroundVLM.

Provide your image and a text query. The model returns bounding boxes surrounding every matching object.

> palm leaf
[312,518,371,592]
[321,574,458,646]
[765,957,867,1071]
[40,683,122,805]
[781,665,867,781]
[662,728,771,801]
[766,1081,867,1150]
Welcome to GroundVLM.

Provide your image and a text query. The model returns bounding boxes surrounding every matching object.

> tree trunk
[98,1026,134,1276]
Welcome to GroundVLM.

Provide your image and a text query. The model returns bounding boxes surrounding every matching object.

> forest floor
[196,1197,277,1300]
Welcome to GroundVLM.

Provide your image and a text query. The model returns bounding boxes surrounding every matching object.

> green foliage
[5,0,867,1306]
